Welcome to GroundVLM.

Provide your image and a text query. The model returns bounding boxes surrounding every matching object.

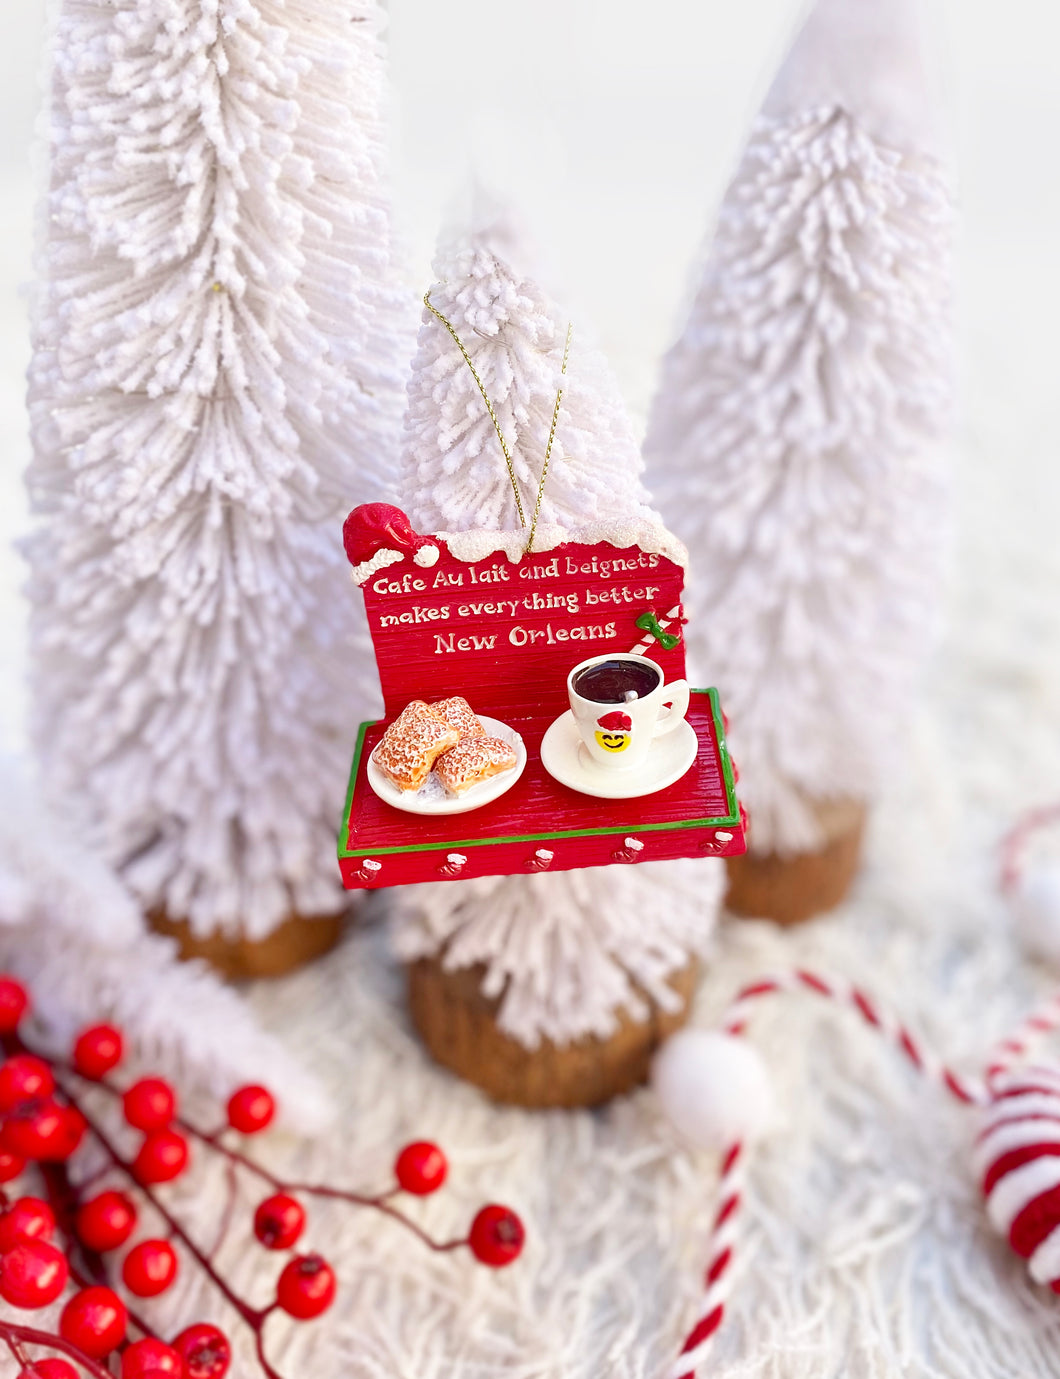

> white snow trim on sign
[389,858,723,1048]
[350,543,439,586]
[351,548,404,585]
[435,518,688,569]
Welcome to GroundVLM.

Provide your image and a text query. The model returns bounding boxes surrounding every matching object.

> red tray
[337,688,746,889]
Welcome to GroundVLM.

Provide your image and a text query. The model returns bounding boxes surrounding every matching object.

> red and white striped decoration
[667,807,1060,1375]
[667,968,994,1378]
[976,1064,1060,1292]
[628,604,683,656]
[669,1142,746,1379]
[720,969,985,1104]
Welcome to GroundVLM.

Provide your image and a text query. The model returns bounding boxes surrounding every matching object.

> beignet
[373,701,460,792]
[431,695,485,740]
[435,735,517,795]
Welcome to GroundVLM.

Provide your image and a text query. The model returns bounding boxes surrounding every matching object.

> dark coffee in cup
[572,658,661,704]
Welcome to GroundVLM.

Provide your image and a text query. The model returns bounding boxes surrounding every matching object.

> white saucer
[367,715,526,815]
[540,711,698,800]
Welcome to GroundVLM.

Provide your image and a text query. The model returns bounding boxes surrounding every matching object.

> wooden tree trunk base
[148,908,346,980]
[724,798,867,926]
[406,954,699,1109]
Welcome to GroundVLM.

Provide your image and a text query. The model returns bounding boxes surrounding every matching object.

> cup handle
[653,680,690,737]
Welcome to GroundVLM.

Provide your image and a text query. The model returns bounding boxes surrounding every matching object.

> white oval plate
[367,715,527,816]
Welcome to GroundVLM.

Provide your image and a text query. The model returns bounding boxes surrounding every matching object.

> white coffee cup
[567,653,690,771]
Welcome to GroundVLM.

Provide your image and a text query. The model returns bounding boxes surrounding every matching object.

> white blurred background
[1,0,1059,751]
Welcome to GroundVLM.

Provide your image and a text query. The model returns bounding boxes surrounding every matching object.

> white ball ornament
[1011,863,1060,969]
[651,1030,775,1149]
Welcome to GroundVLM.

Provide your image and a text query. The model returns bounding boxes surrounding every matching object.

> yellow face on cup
[594,713,633,753]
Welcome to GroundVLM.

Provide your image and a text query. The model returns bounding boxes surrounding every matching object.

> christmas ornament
[356,214,736,1106]
[644,0,953,925]
[340,239,744,883]
[340,500,743,888]
[976,1065,1060,1289]
[0,974,524,1379]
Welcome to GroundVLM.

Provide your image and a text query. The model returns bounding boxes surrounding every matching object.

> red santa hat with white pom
[343,503,441,586]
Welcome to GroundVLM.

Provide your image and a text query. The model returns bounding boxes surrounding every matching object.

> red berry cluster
[0,974,526,1379]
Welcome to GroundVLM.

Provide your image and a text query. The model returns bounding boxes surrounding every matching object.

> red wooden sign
[337,505,746,888]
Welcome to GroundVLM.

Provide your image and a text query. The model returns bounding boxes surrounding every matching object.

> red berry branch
[0,976,525,1377]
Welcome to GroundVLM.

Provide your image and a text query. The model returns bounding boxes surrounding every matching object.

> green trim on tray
[337,689,741,860]
[338,719,371,854]
[703,685,740,820]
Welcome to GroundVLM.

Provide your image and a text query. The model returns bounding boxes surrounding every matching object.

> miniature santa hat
[342,503,440,586]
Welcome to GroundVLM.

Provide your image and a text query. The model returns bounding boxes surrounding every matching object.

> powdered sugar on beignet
[435,735,517,795]
[431,696,485,740]
[373,701,460,792]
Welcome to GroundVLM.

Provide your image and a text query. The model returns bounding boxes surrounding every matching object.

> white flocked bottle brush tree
[23,0,413,971]
[644,0,954,921]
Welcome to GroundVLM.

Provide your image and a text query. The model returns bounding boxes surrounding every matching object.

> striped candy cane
[671,807,1060,1374]
[721,970,986,1102]
[667,968,992,1378]
[629,605,684,656]
[669,1142,747,1379]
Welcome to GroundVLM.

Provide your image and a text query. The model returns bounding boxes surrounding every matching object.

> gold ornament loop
[423,289,571,555]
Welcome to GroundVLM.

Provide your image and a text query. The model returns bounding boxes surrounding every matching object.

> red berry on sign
[0,1239,69,1308]
[123,1077,176,1131]
[0,976,28,1034]
[132,1128,188,1184]
[0,1196,55,1252]
[73,1024,124,1081]
[173,1323,231,1379]
[226,1084,275,1134]
[122,1238,178,1297]
[253,1193,305,1250]
[121,1338,185,1378]
[0,1056,55,1113]
[0,1147,24,1182]
[76,1190,137,1252]
[2,1099,79,1162]
[17,1360,79,1379]
[395,1140,447,1195]
[468,1204,525,1268]
[60,1286,127,1357]
[276,1253,337,1319]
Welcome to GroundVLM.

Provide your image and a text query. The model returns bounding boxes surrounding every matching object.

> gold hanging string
[423,289,572,554]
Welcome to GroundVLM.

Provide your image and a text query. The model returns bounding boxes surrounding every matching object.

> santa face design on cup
[595,710,633,754]
[567,653,690,771]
